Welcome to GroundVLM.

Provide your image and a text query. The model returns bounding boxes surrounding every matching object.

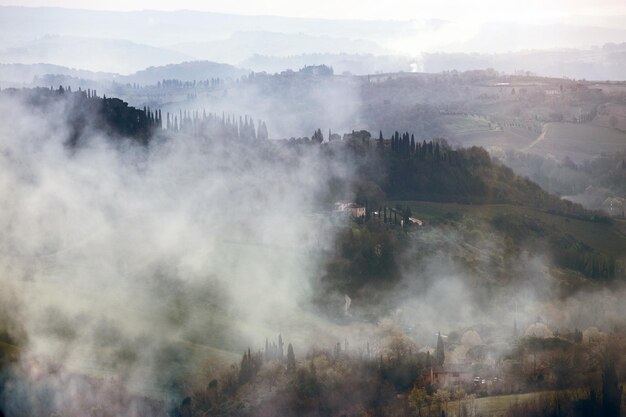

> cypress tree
[239,351,250,383]
[436,332,445,366]
[287,344,296,372]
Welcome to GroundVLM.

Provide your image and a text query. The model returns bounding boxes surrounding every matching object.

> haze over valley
[0,2,625,417]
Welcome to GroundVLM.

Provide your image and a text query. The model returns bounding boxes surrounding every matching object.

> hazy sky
[2,0,625,21]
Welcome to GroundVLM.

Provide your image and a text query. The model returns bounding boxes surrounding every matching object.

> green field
[443,117,626,163]
[474,387,626,416]
[424,387,626,417]
[415,391,563,417]
[394,201,626,260]
[442,115,537,150]
[473,391,559,417]
[526,122,626,163]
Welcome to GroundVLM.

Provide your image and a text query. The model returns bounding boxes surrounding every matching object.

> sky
[2,0,625,21]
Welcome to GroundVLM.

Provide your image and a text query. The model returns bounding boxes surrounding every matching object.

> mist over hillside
[0,63,116,85]
[119,61,250,85]
[420,43,626,81]
[0,35,193,74]
[172,31,390,64]
[0,2,625,417]
[0,85,624,416]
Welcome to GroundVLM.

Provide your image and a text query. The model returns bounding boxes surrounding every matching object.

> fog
[388,226,626,339]
[0,88,623,415]
[0,91,360,407]
[6,74,626,417]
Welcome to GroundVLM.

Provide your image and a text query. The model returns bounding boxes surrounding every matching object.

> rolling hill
[0,35,192,74]
[118,61,250,85]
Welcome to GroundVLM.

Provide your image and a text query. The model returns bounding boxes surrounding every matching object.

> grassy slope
[441,114,626,163]
[443,114,537,150]
[526,122,626,163]
[473,391,558,417]
[394,201,626,261]
[472,387,626,417]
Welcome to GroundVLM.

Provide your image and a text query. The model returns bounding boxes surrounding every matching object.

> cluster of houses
[602,196,625,218]
[416,321,615,396]
[334,201,366,218]
[333,201,424,227]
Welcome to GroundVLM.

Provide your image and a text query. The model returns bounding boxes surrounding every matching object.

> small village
[216,319,622,417]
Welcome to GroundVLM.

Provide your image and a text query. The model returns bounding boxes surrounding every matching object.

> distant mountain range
[419,43,626,80]
[1,6,625,56]
[0,6,625,80]
[0,61,248,87]
[172,31,389,64]
[119,61,250,85]
[2,41,625,90]
[0,35,192,74]
[0,6,413,48]
[240,53,414,75]
[0,63,116,85]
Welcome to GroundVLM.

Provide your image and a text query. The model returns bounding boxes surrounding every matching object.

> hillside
[1,88,625,417]
[353,135,607,223]
[316,135,625,302]
[421,42,626,80]
[3,88,621,284]
[118,61,250,85]
[1,87,160,144]
[240,53,412,75]
[0,63,116,86]
[0,35,191,74]
[173,31,389,64]
[525,122,626,163]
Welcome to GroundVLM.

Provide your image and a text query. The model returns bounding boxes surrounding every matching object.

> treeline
[163,110,268,142]
[380,130,456,163]
[175,331,624,417]
[1,87,270,145]
[121,78,224,89]
[0,86,159,144]
[264,124,607,224]
[157,78,223,89]
[2,88,609,225]
[177,334,433,417]
[364,131,608,222]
